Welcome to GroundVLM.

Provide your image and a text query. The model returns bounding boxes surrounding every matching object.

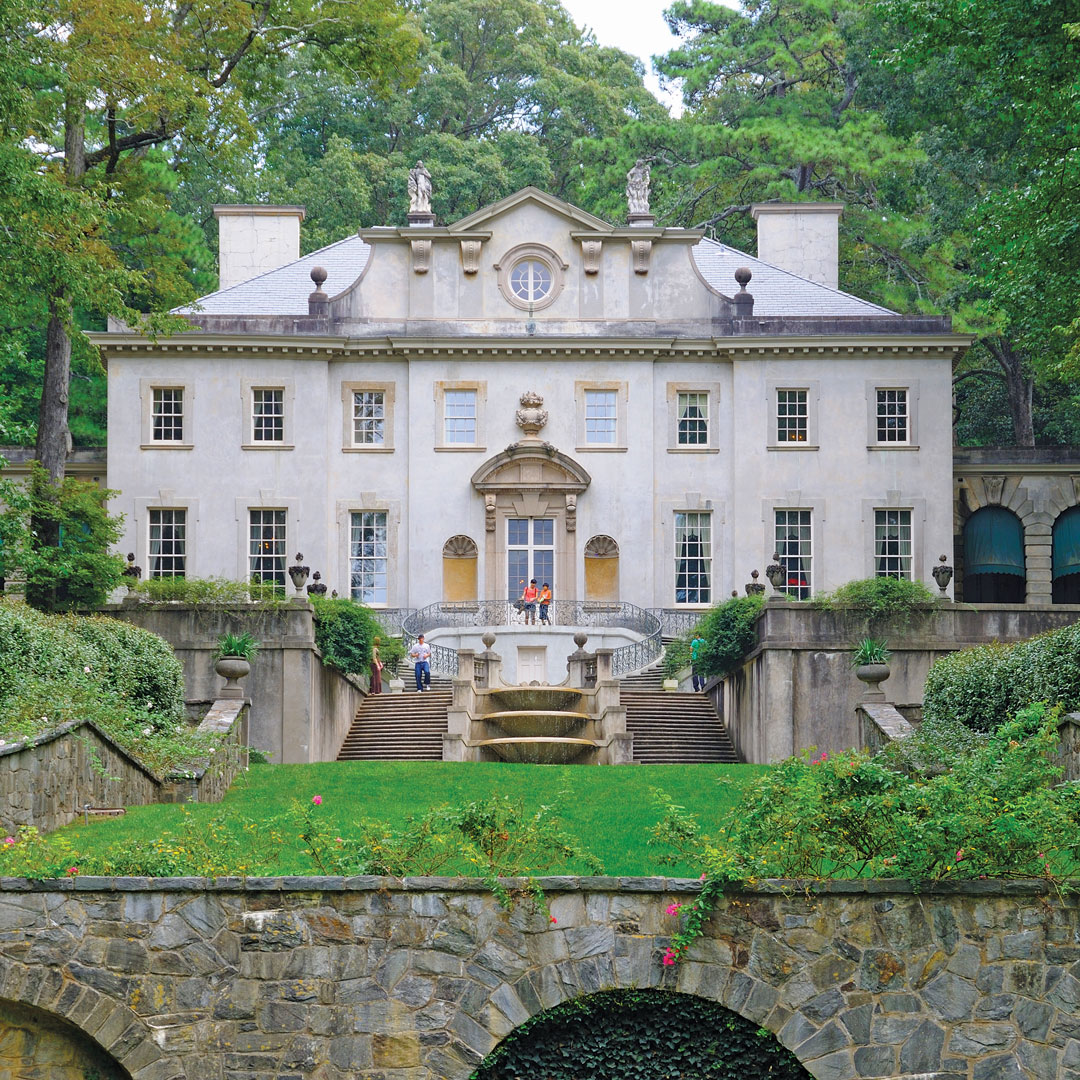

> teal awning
[1054,507,1080,579]
[964,507,1025,578]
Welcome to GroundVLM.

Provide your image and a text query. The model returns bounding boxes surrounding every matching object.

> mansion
[92,183,978,615]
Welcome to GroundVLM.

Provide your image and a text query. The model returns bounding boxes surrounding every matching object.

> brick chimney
[751,203,843,289]
[213,204,305,291]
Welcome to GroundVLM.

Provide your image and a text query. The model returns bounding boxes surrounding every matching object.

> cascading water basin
[476,687,598,763]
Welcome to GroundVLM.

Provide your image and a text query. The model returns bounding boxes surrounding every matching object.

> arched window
[962,507,1025,603]
[584,535,619,603]
[1053,506,1080,603]
[442,535,478,603]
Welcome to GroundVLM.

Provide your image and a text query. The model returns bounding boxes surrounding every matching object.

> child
[538,582,552,624]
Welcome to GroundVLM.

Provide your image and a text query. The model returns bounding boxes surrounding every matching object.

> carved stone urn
[515,391,548,438]
[288,553,310,596]
[214,657,251,700]
[854,663,891,702]
[932,554,954,598]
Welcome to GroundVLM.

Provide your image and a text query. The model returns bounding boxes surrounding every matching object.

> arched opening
[584,535,619,603]
[442,534,478,602]
[0,998,130,1079]
[1053,506,1080,603]
[472,988,810,1079]
[962,507,1026,603]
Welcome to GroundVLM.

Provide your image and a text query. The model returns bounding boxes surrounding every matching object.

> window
[149,509,186,578]
[249,509,286,586]
[585,390,617,444]
[507,518,554,600]
[875,509,912,579]
[675,512,711,604]
[350,511,388,604]
[444,389,477,444]
[774,510,812,599]
[509,260,552,305]
[252,389,284,442]
[353,390,385,445]
[777,389,808,443]
[876,389,908,443]
[677,392,709,445]
[152,389,184,442]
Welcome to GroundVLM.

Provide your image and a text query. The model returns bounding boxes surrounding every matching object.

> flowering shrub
[651,703,1080,960]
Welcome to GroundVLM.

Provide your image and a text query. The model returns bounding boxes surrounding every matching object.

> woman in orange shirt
[538,583,552,625]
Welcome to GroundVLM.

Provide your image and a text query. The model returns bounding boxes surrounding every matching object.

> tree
[4,0,417,483]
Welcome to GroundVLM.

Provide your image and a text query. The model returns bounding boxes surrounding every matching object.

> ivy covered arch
[471,988,810,1079]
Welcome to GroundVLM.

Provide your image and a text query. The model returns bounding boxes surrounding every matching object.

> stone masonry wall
[0,876,1077,1080]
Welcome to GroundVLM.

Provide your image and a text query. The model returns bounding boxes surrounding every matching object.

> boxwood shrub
[0,601,184,725]
[923,620,1080,731]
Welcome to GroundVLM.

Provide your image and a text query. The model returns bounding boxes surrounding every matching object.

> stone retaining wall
[0,876,1077,1080]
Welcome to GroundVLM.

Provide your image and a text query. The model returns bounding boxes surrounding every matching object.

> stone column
[1024,514,1053,603]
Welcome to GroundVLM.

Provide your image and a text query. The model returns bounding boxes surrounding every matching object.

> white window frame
[767,381,819,450]
[874,508,913,579]
[773,509,812,599]
[248,508,288,587]
[506,518,556,601]
[666,383,720,452]
[434,381,486,451]
[148,508,187,578]
[575,380,628,452]
[349,510,389,605]
[335,496,401,607]
[674,511,713,606]
[494,243,567,312]
[140,379,193,449]
[867,381,920,449]
[241,379,294,450]
[341,381,395,452]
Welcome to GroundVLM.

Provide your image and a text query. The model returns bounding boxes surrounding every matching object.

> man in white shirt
[408,634,432,692]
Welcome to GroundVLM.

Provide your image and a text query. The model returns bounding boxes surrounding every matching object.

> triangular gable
[449,187,613,234]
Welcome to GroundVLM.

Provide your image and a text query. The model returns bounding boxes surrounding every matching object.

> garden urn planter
[855,662,890,702]
[215,656,251,700]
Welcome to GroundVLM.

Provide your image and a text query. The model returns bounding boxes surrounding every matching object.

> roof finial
[308,266,329,316]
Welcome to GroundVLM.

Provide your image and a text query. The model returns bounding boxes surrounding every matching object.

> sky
[559,0,685,112]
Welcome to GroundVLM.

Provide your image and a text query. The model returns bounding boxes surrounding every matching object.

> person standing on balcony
[522,579,539,625]
[409,634,431,692]
[538,583,552,625]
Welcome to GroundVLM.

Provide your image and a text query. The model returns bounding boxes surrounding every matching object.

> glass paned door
[507,518,555,599]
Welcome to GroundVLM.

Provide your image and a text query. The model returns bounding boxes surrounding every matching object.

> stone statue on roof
[626,159,651,217]
[408,160,433,215]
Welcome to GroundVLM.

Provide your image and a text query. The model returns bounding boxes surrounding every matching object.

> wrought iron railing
[648,608,707,638]
[400,600,663,678]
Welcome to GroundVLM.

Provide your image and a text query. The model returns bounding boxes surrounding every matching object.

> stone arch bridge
[0,876,1076,1079]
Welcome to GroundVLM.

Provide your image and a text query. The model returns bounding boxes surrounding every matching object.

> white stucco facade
[96,188,968,617]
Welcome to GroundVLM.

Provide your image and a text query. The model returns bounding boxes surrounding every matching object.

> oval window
[509,259,553,304]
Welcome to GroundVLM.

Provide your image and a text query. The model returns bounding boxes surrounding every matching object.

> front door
[507,518,554,601]
[517,646,547,684]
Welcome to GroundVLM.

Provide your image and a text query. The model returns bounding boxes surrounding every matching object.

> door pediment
[471,443,591,494]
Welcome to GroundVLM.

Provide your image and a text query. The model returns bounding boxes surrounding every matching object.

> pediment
[471,442,591,493]
[449,188,613,235]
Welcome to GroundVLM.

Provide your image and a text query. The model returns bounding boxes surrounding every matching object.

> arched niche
[584,534,619,602]
[962,506,1026,603]
[1053,506,1080,603]
[0,998,130,1080]
[442,534,478,602]
[472,988,810,1079]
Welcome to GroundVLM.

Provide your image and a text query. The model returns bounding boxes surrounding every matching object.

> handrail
[401,600,663,678]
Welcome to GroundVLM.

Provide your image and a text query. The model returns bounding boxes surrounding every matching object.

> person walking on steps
[409,634,432,691]
[691,633,707,692]
[521,578,539,626]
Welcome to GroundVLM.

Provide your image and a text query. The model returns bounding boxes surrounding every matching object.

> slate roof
[692,237,895,317]
[178,230,895,320]
[175,234,371,316]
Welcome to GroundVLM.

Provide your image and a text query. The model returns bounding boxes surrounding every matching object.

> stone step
[623,688,739,764]
[337,688,451,761]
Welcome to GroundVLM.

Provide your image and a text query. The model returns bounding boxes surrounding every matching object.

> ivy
[310,596,405,677]
[471,989,809,1079]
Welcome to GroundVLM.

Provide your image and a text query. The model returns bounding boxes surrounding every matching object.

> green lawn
[54,761,768,877]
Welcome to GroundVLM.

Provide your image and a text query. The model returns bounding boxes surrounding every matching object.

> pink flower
[2,837,14,846]
[549,916,557,924]
[311,795,322,806]
[666,902,682,916]
[955,849,964,862]
[699,873,707,881]
[65,866,78,876]
[662,947,678,966]
[334,837,344,843]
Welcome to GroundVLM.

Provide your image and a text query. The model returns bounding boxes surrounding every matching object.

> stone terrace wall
[723,602,1080,763]
[0,876,1077,1080]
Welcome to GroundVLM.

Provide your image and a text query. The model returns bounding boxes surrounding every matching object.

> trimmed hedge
[923,620,1080,731]
[472,989,809,1079]
[0,600,184,726]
